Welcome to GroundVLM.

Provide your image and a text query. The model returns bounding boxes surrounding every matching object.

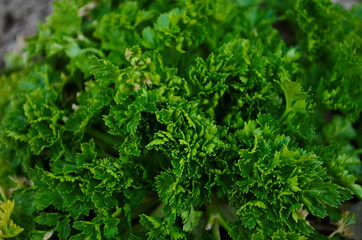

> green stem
[149,202,164,218]
[206,197,232,234]
[280,108,291,123]
[132,222,145,234]
[217,214,231,232]
[86,128,120,157]
[212,221,221,240]
[96,150,114,159]
[0,186,7,201]
[86,128,119,146]
[131,197,160,219]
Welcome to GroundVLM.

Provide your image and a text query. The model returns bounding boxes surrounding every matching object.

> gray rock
[345,201,362,240]
[0,0,53,68]
[332,0,362,9]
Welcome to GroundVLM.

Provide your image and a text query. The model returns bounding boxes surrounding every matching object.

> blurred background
[0,0,53,69]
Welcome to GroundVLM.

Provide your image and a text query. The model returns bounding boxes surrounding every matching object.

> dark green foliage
[0,0,362,239]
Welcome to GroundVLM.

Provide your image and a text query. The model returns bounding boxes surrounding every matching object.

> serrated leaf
[104,217,120,238]
[0,200,24,238]
[279,81,308,115]
[69,221,102,240]
[55,217,71,240]
[88,56,120,87]
[180,205,202,232]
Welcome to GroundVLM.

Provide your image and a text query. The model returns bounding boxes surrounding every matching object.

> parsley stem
[86,127,118,146]
[86,127,120,157]
[206,197,232,235]
[0,186,6,201]
[131,222,145,234]
[280,108,291,123]
[131,196,160,219]
[212,221,221,240]
[149,202,164,218]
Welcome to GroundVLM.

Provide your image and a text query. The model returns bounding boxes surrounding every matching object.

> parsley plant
[1,0,362,239]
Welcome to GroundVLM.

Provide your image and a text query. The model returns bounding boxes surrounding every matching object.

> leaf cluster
[0,0,362,239]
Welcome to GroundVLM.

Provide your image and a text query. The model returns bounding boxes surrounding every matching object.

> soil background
[0,0,361,239]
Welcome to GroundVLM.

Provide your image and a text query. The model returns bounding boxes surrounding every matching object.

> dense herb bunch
[1,0,362,239]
